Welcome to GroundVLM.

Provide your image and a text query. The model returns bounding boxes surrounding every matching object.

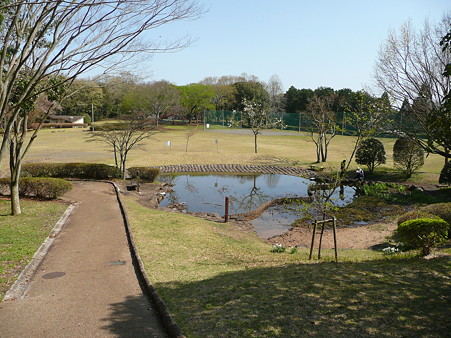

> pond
[158,174,356,238]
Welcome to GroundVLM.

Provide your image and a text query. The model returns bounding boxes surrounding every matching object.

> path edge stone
[3,203,78,301]
[111,182,185,338]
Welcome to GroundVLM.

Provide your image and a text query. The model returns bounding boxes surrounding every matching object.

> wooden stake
[309,220,317,260]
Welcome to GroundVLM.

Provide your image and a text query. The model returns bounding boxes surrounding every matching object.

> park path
[0,181,167,337]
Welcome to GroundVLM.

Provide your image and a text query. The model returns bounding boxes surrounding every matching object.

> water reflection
[158,174,356,238]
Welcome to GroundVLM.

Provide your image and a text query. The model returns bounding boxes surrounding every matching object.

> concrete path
[0,181,167,337]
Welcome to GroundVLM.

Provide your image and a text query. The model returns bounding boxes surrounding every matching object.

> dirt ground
[118,181,404,250]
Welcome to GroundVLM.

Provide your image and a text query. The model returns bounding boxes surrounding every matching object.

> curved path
[0,181,167,337]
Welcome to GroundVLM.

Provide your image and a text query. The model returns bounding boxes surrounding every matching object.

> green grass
[0,199,68,300]
[123,196,450,337]
[1,127,445,184]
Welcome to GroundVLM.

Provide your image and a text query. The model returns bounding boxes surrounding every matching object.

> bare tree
[0,0,202,214]
[304,94,338,163]
[185,124,199,152]
[89,114,156,179]
[374,15,451,161]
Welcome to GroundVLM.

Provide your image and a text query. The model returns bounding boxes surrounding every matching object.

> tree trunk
[9,140,22,215]
[254,133,258,153]
[10,176,21,215]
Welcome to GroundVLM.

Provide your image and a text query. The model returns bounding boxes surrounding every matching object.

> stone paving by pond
[151,164,312,177]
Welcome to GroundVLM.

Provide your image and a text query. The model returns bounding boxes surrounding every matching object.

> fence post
[224,196,229,223]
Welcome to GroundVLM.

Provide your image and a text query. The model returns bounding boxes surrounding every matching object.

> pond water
[158,174,356,238]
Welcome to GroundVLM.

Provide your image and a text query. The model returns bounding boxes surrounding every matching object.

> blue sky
[131,0,450,92]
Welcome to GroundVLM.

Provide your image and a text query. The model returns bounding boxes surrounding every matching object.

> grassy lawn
[123,196,450,337]
[0,125,449,336]
[0,199,68,300]
[0,126,444,184]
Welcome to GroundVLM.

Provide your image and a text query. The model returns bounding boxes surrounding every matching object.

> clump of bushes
[397,210,443,226]
[420,203,451,225]
[397,218,449,256]
[0,177,73,199]
[398,203,451,226]
[127,167,160,182]
[22,163,121,179]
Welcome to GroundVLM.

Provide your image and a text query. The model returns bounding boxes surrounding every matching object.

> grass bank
[123,196,450,337]
[0,199,68,300]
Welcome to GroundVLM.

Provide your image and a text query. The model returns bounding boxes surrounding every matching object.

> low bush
[397,218,449,256]
[22,163,121,179]
[0,177,73,199]
[420,203,451,226]
[127,167,160,182]
[397,210,443,226]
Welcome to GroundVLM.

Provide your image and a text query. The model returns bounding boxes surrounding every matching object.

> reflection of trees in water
[237,174,260,184]
[184,176,198,194]
[230,175,270,213]
[165,190,180,204]
[265,174,280,188]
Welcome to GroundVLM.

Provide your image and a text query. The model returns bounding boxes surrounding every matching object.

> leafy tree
[393,136,425,178]
[284,86,313,114]
[211,84,236,111]
[121,81,180,125]
[304,94,338,162]
[355,138,386,173]
[232,81,269,111]
[230,99,284,153]
[178,83,215,123]
[61,79,103,120]
[97,72,141,118]
[374,16,450,164]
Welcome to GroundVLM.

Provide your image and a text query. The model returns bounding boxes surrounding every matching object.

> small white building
[48,115,85,124]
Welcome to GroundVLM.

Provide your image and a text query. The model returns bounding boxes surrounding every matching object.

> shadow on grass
[100,295,167,337]
[156,256,450,337]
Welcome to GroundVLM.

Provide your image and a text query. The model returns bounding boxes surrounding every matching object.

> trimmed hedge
[397,218,449,256]
[0,177,73,199]
[127,167,160,182]
[397,211,443,226]
[421,203,451,226]
[22,163,121,179]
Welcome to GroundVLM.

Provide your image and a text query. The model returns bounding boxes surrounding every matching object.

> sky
[105,0,450,93]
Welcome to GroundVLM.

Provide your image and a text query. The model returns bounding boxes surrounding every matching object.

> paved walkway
[0,181,167,337]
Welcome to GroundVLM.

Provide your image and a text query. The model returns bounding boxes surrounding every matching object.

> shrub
[22,163,121,179]
[127,167,160,182]
[397,210,442,226]
[0,177,73,199]
[421,203,451,226]
[393,136,424,178]
[397,218,449,256]
[439,161,451,185]
[355,138,386,173]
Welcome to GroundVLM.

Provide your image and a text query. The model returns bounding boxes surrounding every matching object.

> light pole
[91,102,94,131]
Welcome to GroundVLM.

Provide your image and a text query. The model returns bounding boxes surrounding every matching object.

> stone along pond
[158,174,356,239]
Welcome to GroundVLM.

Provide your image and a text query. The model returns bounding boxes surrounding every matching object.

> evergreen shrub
[397,218,449,255]
[0,177,73,199]
[127,167,160,182]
